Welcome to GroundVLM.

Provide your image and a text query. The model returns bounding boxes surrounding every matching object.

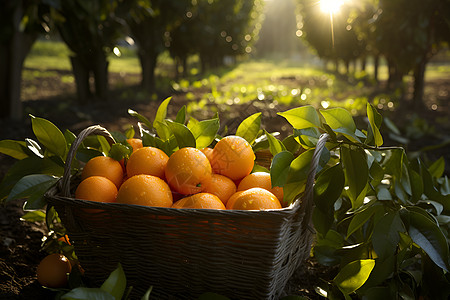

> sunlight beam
[320,0,344,14]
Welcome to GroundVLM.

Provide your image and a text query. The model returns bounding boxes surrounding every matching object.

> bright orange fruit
[226,188,282,210]
[237,172,284,202]
[126,138,143,152]
[116,174,173,207]
[126,146,169,179]
[81,156,124,188]
[172,193,226,210]
[202,173,237,205]
[211,136,255,181]
[165,147,212,195]
[75,176,118,203]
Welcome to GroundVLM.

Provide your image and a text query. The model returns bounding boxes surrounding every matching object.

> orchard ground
[0,56,449,299]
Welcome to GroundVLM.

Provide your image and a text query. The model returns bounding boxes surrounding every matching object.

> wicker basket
[45,125,328,299]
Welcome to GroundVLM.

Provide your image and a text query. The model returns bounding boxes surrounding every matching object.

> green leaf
[154,120,171,141]
[270,151,294,187]
[265,130,286,156]
[372,212,404,259]
[64,129,77,146]
[314,164,345,212]
[30,115,67,158]
[128,109,153,130]
[346,204,383,239]
[124,126,135,139]
[167,121,196,148]
[408,168,423,203]
[189,118,220,149]
[20,210,46,222]
[313,206,334,236]
[6,174,56,202]
[428,157,445,179]
[236,112,261,144]
[405,210,450,272]
[320,108,360,141]
[334,259,375,294]
[366,103,383,147]
[153,97,172,139]
[293,127,321,149]
[141,286,153,300]
[320,108,356,132]
[62,287,115,300]
[0,140,29,160]
[109,143,131,161]
[278,105,320,129]
[25,138,43,158]
[376,187,392,201]
[282,135,301,154]
[97,136,111,155]
[6,174,58,210]
[100,264,126,300]
[361,256,396,291]
[175,105,187,124]
[0,156,63,200]
[341,145,368,209]
[286,149,315,185]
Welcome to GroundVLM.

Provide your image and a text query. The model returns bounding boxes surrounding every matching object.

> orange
[165,147,212,195]
[126,138,143,152]
[81,156,124,188]
[75,176,118,203]
[116,174,173,207]
[226,188,282,210]
[237,172,284,202]
[36,253,72,288]
[172,193,226,209]
[202,174,237,205]
[211,135,255,181]
[126,146,169,179]
[200,147,214,164]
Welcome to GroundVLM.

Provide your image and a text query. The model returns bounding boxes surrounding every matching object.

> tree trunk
[0,2,36,120]
[92,51,109,101]
[412,57,427,111]
[70,56,91,104]
[361,57,366,72]
[0,45,10,119]
[138,50,158,93]
[373,55,379,82]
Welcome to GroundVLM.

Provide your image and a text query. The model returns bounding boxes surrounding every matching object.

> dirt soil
[0,68,449,299]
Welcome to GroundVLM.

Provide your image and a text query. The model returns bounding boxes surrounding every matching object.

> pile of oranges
[75,135,285,210]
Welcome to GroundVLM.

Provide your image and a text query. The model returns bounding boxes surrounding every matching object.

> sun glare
[320,0,344,14]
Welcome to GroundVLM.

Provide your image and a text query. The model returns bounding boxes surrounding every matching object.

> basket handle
[298,133,329,218]
[60,125,116,197]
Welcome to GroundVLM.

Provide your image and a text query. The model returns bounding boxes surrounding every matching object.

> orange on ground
[126,138,143,152]
[226,188,282,210]
[36,253,72,288]
[165,147,212,195]
[81,155,124,188]
[126,146,169,179]
[200,147,214,164]
[75,176,118,203]
[172,193,226,209]
[202,174,237,205]
[211,135,255,181]
[116,174,173,207]
[237,172,284,202]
